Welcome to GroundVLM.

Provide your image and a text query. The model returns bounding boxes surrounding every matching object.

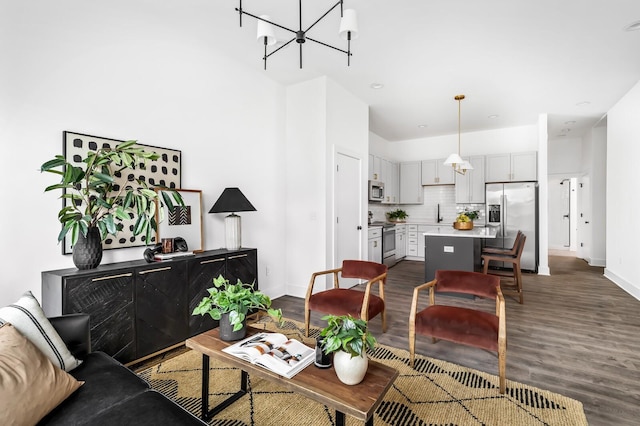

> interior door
[335,151,362,289]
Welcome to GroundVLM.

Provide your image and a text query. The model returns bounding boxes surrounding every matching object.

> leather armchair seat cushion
[39,352,150,425]
[415,305,499,352]
[308,288,384,320]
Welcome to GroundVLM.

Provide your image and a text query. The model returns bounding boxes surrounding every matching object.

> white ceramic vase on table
[333,350,368,385]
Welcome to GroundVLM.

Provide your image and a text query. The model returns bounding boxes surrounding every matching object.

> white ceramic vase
[333,350,368,385]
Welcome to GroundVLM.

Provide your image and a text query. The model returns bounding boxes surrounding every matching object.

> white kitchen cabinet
[399,162,423,204]
[367,227,382,264]
[485,152,537,182]
[416,225,430,259]
[406,224,419,257]
[369,154,382,181]
[421,159,455,185]
[455,155,485,203]
[383,160,399,204]
[395,224,406,260]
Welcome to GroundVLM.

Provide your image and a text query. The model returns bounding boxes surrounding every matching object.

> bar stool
[482,233,526,304]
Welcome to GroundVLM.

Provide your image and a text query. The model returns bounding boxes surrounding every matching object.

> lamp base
[225,214,242,250]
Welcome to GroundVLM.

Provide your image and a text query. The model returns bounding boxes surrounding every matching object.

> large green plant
[40,140,182,246]
[192,275,282,331]
[319,314,377,358]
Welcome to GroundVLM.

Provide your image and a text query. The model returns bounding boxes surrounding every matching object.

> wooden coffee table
[186,327,398,426]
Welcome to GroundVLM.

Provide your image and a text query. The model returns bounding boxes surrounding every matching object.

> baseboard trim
[604,269,640,301]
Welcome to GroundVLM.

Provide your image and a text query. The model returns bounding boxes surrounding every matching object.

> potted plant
[454,209,479,230]
[192,274,282,341]
[41,140,183,270]
[319,314,377,385]
[386,209,408,223]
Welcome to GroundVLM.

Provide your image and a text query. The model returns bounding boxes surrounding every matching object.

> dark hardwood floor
[271,256,640,426]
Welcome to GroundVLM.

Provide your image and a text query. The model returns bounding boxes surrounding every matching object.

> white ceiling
[208,0,640,142]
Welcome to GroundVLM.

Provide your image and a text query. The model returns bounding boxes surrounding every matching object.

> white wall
[0,1,288,306]
[548,137,583,175]
[284,77,369,298]
[605,80,640,297]
[385,125,538,161]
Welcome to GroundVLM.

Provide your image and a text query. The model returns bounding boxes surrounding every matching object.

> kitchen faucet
[437,204,443,223]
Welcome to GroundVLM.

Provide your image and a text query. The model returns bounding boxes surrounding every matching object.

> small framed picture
[155,189,203,252]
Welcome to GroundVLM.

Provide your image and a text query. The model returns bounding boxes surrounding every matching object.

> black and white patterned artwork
[156,189,203,252]
[62,131,182,254]
[169,206,192,226]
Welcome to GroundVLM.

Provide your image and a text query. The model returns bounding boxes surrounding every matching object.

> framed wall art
[155,188,203,253]
[62,131,182,254]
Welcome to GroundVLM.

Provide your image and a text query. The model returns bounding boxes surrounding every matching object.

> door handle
[357,226,362,230]
[563,214,569,219]
[585,221,590,224]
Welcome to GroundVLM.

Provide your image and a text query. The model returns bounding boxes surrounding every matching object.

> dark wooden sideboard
[41,248,258,365]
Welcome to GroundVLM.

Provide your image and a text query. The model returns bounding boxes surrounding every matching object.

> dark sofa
[38,314,205,426]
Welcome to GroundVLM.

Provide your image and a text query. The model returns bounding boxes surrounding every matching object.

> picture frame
[62,131,182,254]
[155,188,203,253]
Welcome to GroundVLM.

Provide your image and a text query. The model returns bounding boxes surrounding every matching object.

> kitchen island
[424,226,497,282]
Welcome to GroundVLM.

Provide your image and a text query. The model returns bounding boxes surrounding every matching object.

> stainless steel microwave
[369,180,384,202]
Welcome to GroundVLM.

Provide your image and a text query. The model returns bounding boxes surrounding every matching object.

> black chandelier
[235,0,359,70]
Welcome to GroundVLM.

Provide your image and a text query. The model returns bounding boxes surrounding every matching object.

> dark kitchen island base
[424,235,483,281]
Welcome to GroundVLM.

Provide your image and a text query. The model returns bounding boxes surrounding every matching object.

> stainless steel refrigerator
[485,182,538,272]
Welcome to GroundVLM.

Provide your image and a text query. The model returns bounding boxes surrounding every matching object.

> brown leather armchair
[409,270,506,394]
[482,232,527,304]
[304,260,388,337]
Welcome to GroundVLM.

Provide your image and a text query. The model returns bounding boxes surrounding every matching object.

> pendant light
[444,94,473,175]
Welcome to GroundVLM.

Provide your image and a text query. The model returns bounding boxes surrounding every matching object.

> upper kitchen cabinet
[455,156,486,203]
[399,161,423,204]
[485,152,537,182]
[421,159,455,185]
[368,154,382,181]
[383,159,399,204]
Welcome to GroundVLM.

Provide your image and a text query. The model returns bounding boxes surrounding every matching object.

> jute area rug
[137,317,588,426]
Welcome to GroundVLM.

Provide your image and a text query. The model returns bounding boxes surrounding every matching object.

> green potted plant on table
[41,140,183,270]
[192,274,282,341]
[319,314,377,385]
[386,209,408,223]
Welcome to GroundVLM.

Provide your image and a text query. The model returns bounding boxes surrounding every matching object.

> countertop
[423,226,497,238]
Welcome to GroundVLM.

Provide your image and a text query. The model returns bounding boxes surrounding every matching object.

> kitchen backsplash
[369,186,486,225]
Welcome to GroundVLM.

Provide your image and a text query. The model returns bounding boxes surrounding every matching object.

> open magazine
[222,332,315,379]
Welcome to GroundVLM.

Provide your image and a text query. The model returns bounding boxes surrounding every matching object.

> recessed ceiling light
[418,124,428,128]
[370,83,384,89]
[564,120,576,125]
[623,20,640,31]
[488,114,499,119]
[576,101,591,107]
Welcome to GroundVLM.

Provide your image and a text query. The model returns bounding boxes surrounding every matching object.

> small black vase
[72,227,103,270]
[219,312,247,341]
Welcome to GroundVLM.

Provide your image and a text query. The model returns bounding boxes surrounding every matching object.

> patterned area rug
[137,317,588,425]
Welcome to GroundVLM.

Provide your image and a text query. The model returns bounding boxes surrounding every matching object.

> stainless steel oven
[382,224,396,267]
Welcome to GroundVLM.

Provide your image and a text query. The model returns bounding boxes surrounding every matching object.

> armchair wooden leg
[304,308,310,337]
[498,350,506,394]
[409,329,415,368]
[381,309,387,333]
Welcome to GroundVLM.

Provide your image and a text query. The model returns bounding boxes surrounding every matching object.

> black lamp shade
[209,188,256,214]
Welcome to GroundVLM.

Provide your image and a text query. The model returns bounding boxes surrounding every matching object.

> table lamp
[209,188,256,250]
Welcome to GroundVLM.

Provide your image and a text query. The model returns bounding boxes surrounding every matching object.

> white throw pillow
[0,291,82,372]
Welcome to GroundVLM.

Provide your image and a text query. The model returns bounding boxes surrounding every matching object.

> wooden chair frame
[482,234,527,304]
[304,266,387,337]
[409,278,507,394]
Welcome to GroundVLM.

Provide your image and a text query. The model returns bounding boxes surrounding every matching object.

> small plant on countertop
[386,209,408,222]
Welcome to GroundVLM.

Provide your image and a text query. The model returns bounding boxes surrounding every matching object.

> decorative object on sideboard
[209,188,256,250]
[54,131,181,254]
[386,209,408,223]
[319,314,377,385]
[191,274,282,341]
[156,188,203,253]
[444,95,474,175]
[235,0,358,69]
[453,209,479,230]
[41,137,184,270]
